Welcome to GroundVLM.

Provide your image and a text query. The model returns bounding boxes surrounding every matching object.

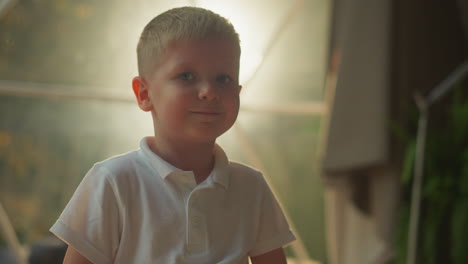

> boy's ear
[132,76,152,112]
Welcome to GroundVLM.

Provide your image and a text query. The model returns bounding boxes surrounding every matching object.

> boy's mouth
[191,112,221,116]
[189,110,223,121]
[190,109,222,115]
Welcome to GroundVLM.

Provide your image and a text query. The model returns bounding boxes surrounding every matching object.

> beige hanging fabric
[320,0,400,263]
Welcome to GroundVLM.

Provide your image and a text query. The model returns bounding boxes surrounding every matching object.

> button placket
[186,190,208,254]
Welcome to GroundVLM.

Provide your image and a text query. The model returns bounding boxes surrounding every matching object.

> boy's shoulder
[92,150,142,177]
[228,160,261,175]
[214,144,264,182]
[226,160,266,184]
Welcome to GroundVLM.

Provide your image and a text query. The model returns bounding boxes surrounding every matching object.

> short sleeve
[50,165,121,264]
[249,174,296,256]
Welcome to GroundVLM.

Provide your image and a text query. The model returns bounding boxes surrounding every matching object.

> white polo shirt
[50,137,296,264]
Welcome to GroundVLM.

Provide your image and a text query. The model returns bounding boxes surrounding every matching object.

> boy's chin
[186,128,232,144]
[188,133,225,144]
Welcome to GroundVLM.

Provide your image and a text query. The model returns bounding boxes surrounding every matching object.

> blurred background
[0,0,467,264]
[0,0,328,263]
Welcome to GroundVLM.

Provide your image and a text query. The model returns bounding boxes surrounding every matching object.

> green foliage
[395,83,468,264]
[401,139,416,184]
[451,200,468,264]
[449,87,468,264]
[395,203,410,264]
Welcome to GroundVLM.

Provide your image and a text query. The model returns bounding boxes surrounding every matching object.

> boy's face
[133,37,241,145]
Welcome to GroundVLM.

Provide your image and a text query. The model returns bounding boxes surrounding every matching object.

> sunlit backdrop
[0,0,330,262]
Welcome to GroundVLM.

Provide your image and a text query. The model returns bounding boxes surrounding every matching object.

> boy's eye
[179,72,195,80]
[216,74,232,84]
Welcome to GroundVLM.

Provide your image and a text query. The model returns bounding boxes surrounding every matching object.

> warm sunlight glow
[195,0,264,84]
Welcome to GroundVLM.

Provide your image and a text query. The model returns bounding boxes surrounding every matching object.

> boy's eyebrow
[168,62,237,73]
[166,63,195,74]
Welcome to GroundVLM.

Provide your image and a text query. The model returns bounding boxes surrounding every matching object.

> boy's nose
[198,82,219,101]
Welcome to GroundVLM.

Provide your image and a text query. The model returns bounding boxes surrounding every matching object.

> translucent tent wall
[0,0,330,263]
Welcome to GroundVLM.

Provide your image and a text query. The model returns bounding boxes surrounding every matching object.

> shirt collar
[138,137,230,189]
[139,137,181,180]
[211,144,230,189]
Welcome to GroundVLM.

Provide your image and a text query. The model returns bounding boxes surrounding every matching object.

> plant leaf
[402,139,416,184]
[451,200,468,264]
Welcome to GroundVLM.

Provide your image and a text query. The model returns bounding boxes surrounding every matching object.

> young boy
[50,6,296,264]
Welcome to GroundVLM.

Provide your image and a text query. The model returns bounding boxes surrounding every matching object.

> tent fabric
[322,0,390,172]
[321,0,398,263]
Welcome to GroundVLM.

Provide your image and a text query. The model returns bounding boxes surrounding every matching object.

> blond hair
[136,6,240,78]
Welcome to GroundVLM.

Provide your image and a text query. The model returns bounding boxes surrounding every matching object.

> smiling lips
[190,110,223,120]
[190,109,222,115]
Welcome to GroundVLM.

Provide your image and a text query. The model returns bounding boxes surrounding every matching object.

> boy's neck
[147,136,215,184]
